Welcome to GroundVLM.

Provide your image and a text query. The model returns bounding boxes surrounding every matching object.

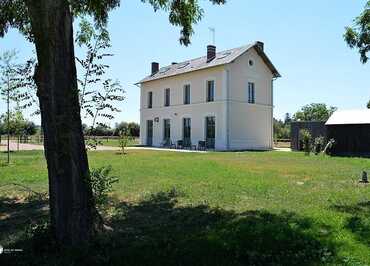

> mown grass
[95,137,139,147]
[0,150,369,265]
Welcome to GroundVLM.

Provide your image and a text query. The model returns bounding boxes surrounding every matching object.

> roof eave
[326,123,370,126]
[253,45,281,78]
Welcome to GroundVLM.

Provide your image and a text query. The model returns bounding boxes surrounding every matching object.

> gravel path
[0,141,208,153]
[1,140,286,153]
[0,140,120,151]
[0,140,44,151]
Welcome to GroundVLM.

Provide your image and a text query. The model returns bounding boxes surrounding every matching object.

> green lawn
[0,150,369,265]
[94,137,139,147]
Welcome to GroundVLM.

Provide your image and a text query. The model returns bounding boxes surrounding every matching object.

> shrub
[313,136,325,155]
[90,165,119,207]
[299,129,312,155]
[85,137,102,150]
[118,129,133,155]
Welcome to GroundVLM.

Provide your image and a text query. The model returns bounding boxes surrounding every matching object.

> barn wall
[290,122,326,151]
[326,124,370,157]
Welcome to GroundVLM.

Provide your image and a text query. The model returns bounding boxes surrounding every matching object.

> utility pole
[7,71,10,164]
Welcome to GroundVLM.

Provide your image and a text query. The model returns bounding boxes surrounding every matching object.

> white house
[136,42,281,150]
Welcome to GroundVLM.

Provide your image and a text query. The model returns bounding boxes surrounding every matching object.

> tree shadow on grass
[332,201,370,247]
[2,190,339,266]
[0,196,49,245]
[98,190,337,266]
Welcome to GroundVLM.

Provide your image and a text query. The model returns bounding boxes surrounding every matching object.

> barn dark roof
[137,42,281,84]
[326,109,370,125]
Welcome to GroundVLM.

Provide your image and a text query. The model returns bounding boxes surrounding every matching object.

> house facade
[137,42,281,150]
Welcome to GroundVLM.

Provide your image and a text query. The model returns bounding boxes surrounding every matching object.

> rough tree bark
[25,0,101,245]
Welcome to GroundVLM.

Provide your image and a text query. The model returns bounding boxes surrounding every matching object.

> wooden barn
[325,109,370,157]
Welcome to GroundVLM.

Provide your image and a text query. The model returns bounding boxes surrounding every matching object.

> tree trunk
[25,0,100,245]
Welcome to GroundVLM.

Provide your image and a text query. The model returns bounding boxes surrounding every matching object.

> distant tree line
[274,103,337,140]
[292,103,336,122]
[0,111,38,136]
[83,121,140,137]
[274,113,292,140]
[0,113,140,138]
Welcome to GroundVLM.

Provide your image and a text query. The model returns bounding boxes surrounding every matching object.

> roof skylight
[217,51,232,59]
[177,62,190,69]
[158,67,170,74]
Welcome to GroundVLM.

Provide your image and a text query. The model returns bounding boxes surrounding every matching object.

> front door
[205,116,215,149]
[146,120,153,146]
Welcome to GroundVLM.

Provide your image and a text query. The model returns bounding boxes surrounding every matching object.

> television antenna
[208,27,215,45]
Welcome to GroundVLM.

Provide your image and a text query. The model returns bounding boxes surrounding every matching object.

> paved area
[0,141,44,151]
[1,140,290,153]
[0,141,207,153]
[126,146,207,153]
[0,140,121,151]
[273,147,292,152]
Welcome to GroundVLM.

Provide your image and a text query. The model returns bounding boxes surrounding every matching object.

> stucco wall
[228,48,274,149]
[229,48,273,104]
[229,103,273,149]
[140,66,227,149]
[139,47,275,150]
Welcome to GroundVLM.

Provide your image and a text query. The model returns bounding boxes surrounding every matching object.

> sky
[0,0,369,126]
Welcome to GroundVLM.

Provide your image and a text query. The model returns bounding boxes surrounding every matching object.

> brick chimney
[207,45,216,62]
[256,41,264,51]
[151,62,159,75]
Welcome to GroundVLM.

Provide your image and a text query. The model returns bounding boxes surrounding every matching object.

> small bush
[90,165,119,207]
[118,129,133,155]
[313,136,325,155]
[85,137,103,150]
[299,129,312,155]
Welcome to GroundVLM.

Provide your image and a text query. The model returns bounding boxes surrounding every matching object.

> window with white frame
[164,88,170,106]
[147,91,153,108]
[163,119,171,141]
[248,82,255,104]
[206,80,215,102]
[183,118,191,144]
[184,84,191,104]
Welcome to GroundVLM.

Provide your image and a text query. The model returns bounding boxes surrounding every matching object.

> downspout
[226,68,230,150]
[271,77,277,149]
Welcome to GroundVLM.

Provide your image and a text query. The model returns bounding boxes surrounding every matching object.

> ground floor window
[183,118,191,146]
[146,120,153,146]
[205,116,215,149]
[163,119,171,142]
